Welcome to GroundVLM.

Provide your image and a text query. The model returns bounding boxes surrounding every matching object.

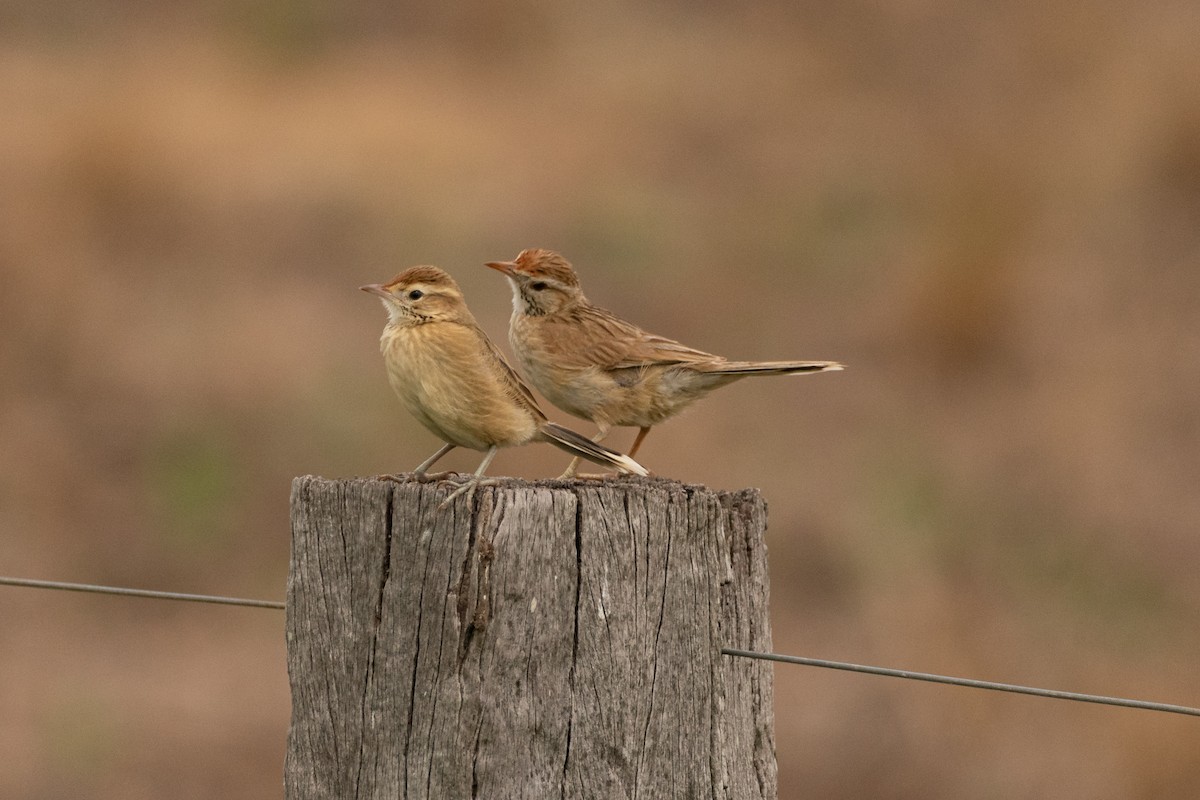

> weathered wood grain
[286,475,776,799]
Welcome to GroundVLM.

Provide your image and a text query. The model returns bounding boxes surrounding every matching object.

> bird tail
[702,360,844,376]
[538,423,649,476]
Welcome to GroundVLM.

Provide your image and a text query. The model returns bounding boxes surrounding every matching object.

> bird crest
[513,249,581,288]
[385,265,461,293]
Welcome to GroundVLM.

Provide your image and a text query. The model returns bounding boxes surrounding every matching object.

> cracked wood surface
[286,475,776,799]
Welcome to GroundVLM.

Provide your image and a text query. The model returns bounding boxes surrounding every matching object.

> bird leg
[415,443,457,476]
[376,442,459,484]
[437,446,498,511]
[627,426,652,458]
[558,424,617,480]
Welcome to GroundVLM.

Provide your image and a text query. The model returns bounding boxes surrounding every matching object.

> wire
[721,648,1200,718]
[0,576,285,610]
[4,575,1195,718]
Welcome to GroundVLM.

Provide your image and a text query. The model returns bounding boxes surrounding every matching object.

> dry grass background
[2,2,1199,797]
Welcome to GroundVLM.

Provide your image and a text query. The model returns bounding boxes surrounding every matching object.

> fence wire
[3,575,1196,719]
[0,576,285,609]
[721,647,1200,718]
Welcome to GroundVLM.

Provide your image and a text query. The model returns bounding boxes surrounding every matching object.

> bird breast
[381,322,539,450]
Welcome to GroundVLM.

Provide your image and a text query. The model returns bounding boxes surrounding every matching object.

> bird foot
[436,477,498,511]
[415,470,460,483]
[557,470,619,480]
[375,471,460,484]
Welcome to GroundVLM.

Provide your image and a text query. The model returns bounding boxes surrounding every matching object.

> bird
[360,265,648,507]
[485,248,843,476]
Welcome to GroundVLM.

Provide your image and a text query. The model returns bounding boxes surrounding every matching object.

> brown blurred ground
[2,2,1199,798]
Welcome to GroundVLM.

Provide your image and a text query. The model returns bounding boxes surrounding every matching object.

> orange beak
[484,260,518,276]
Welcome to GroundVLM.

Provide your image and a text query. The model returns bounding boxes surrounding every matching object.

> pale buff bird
[486,249,843,476]
[361,265,647,505]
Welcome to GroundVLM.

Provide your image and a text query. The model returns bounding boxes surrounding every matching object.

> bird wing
[558,304,720,370]
[475,323,547,420]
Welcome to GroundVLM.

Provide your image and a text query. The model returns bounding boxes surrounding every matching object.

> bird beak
[359,283,390,298]
[485,260,518,277]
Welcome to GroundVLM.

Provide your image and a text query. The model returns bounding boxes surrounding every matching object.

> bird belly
[517,356,687,429]
[517,357,602,419]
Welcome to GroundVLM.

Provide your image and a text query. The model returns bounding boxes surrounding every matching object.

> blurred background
[2,1,1199,797]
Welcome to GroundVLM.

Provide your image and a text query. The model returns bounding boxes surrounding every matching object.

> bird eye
[407,289,424,300]
[530,282,547,291]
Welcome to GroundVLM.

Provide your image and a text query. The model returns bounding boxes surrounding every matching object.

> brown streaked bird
[360,266,648,506]
[486,248,843,476]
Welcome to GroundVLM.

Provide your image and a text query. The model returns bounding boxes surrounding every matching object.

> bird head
[485,249,584,316]
[360,265,471,326]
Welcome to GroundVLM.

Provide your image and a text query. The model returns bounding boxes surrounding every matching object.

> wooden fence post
[285,475,777,799]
